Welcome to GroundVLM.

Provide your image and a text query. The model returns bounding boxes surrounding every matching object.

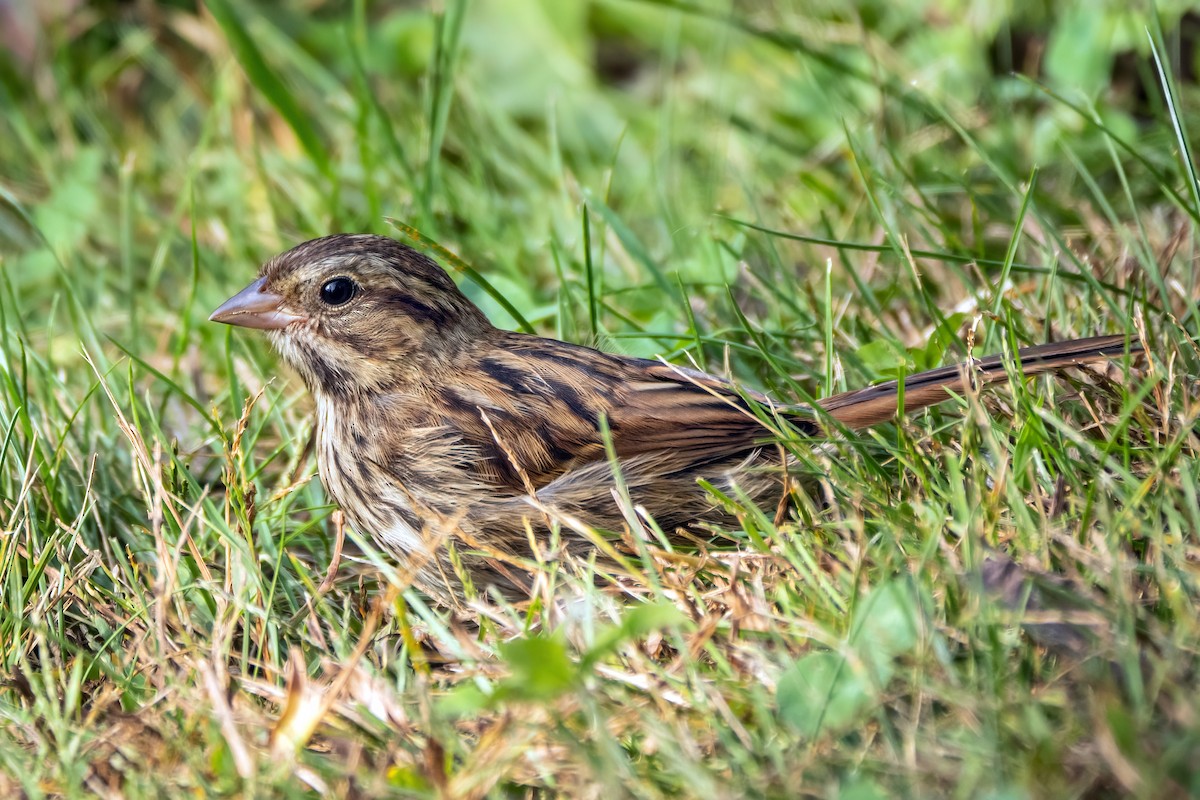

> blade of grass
[203,0,331,179]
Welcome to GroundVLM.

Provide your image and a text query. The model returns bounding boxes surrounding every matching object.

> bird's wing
[433,337,782,492]
[435,332,1141,494]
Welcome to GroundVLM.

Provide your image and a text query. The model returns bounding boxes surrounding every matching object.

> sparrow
[211,234,1141,605]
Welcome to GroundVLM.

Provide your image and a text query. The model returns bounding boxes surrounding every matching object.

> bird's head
[210,234,492,397]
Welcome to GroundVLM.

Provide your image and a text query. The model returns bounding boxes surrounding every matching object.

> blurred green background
[3,0,1197,361]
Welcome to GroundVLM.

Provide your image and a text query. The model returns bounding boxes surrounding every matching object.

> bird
[210,233,1141,606]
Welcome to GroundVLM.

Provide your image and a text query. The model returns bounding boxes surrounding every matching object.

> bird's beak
[209,277,304,330]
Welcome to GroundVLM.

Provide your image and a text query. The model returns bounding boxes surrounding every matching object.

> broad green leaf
[777,652,872,737]
[779,580,922,736]
[847,579,921,677]
[496,634,576,701]
[436,682,491,719]
[854,337,908,377]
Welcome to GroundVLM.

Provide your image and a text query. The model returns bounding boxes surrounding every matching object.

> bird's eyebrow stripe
[380,291,450,326]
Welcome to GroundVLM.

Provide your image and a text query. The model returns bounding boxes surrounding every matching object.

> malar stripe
[382,291,449,326]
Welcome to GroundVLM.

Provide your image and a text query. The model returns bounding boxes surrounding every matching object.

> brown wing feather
[434,336,773,492]
[606,363,776,460]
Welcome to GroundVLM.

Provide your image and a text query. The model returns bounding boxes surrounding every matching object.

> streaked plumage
[211,234,1140,604]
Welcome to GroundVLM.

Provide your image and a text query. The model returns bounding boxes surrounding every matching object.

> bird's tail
[817,334,1141,429]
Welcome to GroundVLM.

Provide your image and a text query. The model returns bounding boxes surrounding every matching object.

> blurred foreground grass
[2,1,1200,796]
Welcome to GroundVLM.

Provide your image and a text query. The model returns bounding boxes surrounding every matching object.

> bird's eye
[320,277,356,306]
